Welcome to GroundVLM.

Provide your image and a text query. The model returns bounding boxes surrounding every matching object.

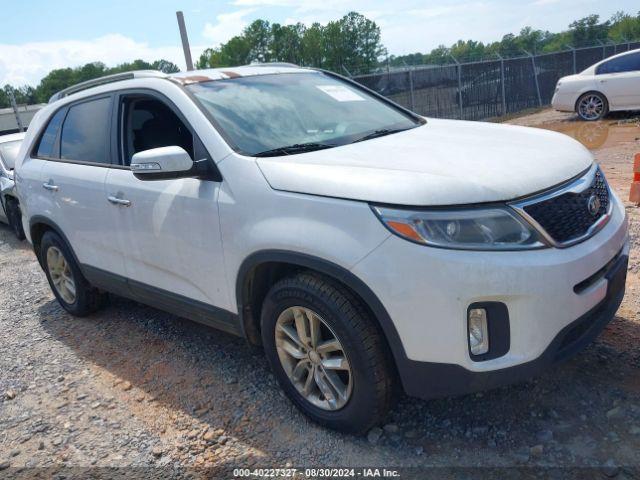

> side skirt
[81,264,242,337]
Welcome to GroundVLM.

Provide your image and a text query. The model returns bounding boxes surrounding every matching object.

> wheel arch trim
[235,249,412,382]
[28,215,81,268]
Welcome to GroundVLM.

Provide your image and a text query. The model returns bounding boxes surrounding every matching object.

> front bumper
[400,251,627,399]
[351,189,628,399]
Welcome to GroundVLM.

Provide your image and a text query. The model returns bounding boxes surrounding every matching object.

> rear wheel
[576,92,608,121]
[261,272,396,434]
[40,230,108,316]
[5,197,25,240]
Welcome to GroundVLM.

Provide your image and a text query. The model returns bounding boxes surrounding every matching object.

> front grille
[522,168,609,245]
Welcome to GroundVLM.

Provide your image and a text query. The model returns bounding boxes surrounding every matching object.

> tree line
[1,59,179,108]
[195,12,383,75]
[1,10,639,109]
[389,11,640,66]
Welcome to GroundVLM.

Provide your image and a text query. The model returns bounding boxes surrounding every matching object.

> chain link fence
[351,40,640,120]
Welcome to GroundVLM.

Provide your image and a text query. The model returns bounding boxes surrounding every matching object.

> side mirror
[131,146,194,180]
[130,145,221,182]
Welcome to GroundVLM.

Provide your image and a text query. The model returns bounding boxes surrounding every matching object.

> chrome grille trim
[509,164,612,248]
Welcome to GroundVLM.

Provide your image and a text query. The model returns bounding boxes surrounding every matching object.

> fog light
[468,308,489,355]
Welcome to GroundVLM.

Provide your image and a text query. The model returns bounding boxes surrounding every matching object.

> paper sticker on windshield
[316,85,365,102]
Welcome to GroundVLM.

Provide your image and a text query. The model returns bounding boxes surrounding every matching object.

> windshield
[186,72,421,156]
[0,140,22,170]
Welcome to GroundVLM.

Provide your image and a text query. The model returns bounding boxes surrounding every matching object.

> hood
[256,118,593,206]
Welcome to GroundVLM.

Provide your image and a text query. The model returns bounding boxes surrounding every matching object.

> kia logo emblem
[587,194,601,216]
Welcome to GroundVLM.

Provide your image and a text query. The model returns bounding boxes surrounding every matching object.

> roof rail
[249,62,301,68]
[48,70,168,103]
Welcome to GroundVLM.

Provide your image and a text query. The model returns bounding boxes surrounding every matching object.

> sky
[1,0,637,86]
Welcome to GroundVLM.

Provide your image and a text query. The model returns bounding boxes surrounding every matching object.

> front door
[104,92,232,317]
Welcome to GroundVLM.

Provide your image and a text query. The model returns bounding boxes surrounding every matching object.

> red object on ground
[630,153,640,204]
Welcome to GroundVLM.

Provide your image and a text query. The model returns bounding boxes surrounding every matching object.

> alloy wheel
[578,95,604,120]
[275,306,353,411]
[46,246,77,304]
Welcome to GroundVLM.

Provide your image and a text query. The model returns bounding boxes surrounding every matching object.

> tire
[261,272,396,434]
[576,92,608,121]
[5,197,25,240]
[40,230,108,316]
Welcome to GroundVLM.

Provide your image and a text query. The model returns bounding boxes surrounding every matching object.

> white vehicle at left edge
[0,132,26,239]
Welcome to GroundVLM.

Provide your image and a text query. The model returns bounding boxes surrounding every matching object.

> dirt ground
[1,109,639,478]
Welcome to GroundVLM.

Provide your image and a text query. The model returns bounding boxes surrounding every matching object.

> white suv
[15,66,629,433]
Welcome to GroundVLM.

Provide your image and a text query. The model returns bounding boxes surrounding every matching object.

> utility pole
[176,11,194,71]
[7,89,24,132]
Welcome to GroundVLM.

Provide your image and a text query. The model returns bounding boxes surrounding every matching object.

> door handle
[42,181,59,191]
[107,195,131,207]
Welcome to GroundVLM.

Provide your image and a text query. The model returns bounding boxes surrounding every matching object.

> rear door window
[596,52,640,74]
[60,97,112,164]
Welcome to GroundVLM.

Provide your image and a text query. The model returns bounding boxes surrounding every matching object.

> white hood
[256,118,593,206]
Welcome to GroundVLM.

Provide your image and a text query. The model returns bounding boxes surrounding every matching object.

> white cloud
[0,34,207,87]
[202,9,256,46]
[532,0,562,5]
[407,6,460,18]
[233,0,298,5]
[232,0,369,13]
[233,0,326,8]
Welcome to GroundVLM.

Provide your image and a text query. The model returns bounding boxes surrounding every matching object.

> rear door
[16,111,65,232]
[596,52,640,110]
[39,95,126,276]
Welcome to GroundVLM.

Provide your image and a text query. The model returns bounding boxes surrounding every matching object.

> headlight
[372,205,546,250]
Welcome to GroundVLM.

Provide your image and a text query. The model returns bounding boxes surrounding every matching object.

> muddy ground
[0,109,639,478]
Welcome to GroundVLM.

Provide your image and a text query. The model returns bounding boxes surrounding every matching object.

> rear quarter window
[36,109,66,158]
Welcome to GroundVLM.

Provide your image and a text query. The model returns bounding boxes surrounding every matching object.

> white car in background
[552,48,640,121]
[0,132,26,239]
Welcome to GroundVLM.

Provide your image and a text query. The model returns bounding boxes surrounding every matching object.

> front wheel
[576,92,608,121]
[261,272,396,434]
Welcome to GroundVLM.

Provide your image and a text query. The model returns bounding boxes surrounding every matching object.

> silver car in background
[0,132,26,239]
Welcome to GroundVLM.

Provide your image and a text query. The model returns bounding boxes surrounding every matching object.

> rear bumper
[401,252,627,399]
[551,91,576,112]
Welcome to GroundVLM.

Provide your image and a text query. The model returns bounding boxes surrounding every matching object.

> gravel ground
[1,109,639,477]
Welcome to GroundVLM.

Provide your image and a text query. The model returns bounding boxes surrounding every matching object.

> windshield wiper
[352,127,413,144]
[253,142,337,157]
